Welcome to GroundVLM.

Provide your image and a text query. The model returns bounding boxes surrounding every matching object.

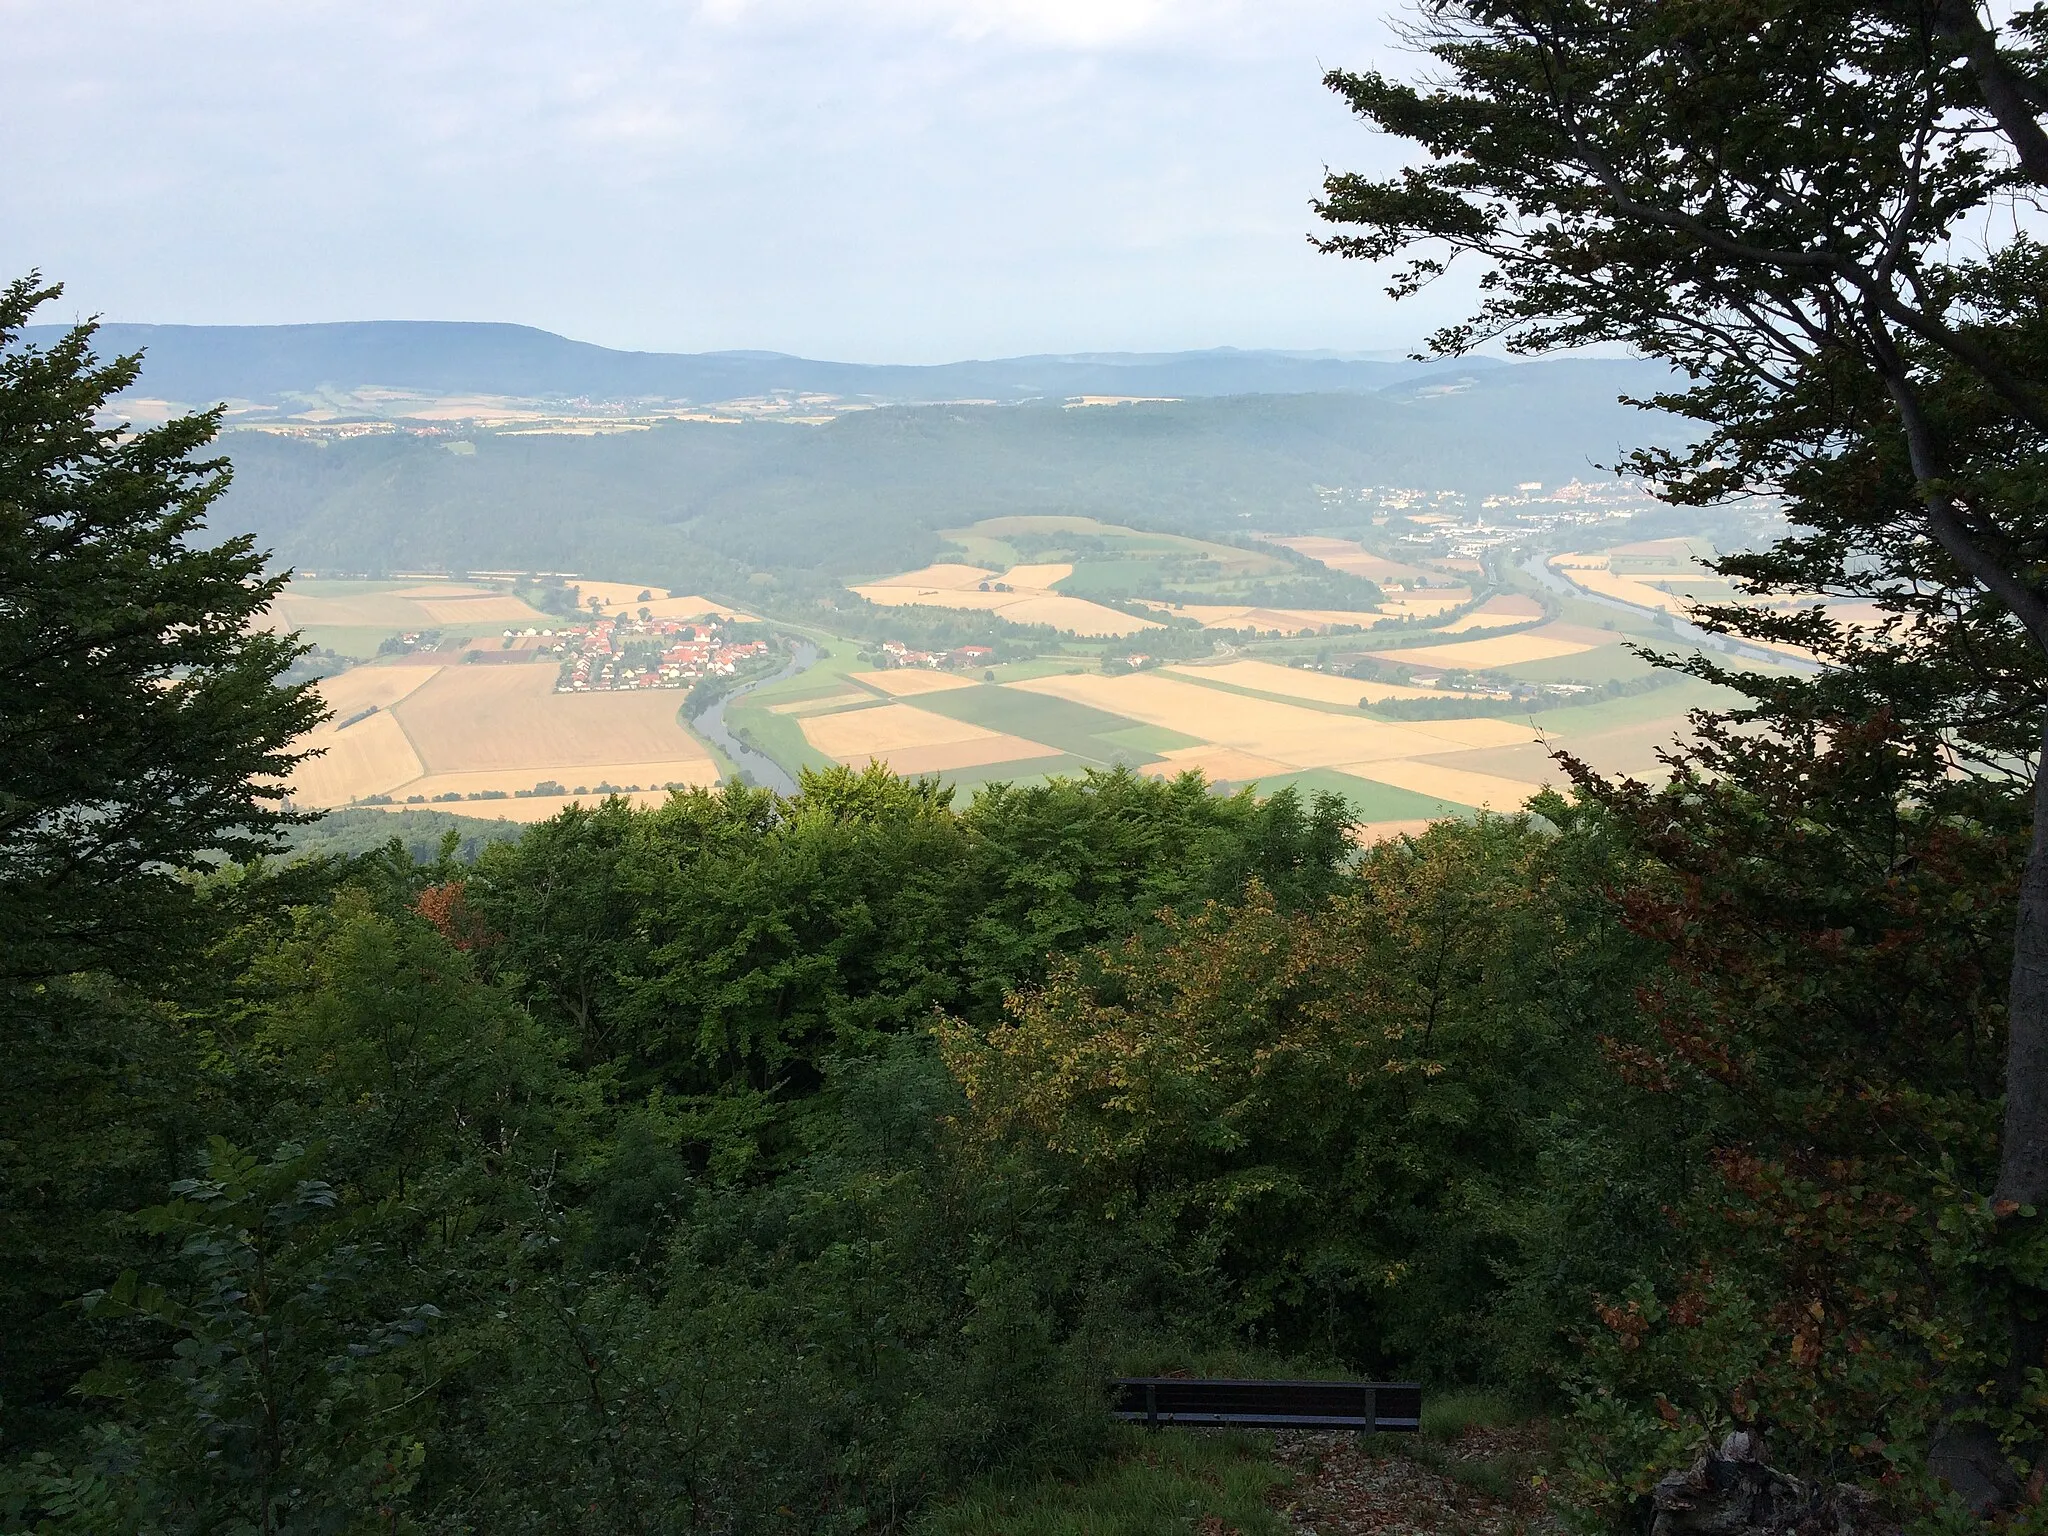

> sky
[1,0,1464,362]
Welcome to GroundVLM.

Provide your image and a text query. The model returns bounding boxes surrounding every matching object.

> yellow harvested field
[878,738,1065,774]
[1267,535,1434,584]
[1147,745,1295,783]
[563,581,751,621]
[288,662,721,808]
[997,594,1154,634]
[856,585,1010,611]
[800,703,1059,772]
[396,667,709,772]
[416,595,547,624]
[266,591,429,629]
[291,711,424,808]
[1438,594,1546,633]
[1001,563,1075,588]
[398,762,717,800]
[767,689,879,715]
[1399,716,1541,749]
[1370,629,1602,670]
[1155,604,1390,634]
[1010,672,1519,769]
[861,563,994,591]
[1357,819,1440,845]
[1167,660,1377,706]
[266,582,554,634]
[853,581,1155,636]
[1552,562,1691,615]
[851,670,980,697]
[853,561,1157,636]
[640,594,752,621]
[1347,759,1552,811]
[1168,659,1495,710]
[313,664,444,720]
[568,578,668,607]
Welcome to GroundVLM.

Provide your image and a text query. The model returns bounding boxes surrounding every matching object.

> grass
[942,532,1023,569]
[1527,675,1737,738]
[906,685,1200,765]
[745,637,869,709]
[1097,723,1201,753]
[919,1427,1293,1536]
[292,624,427,659]
[1160,672,1365,719]
[1494,642,1668,684]
[1405,1391,1550,1504]
[1058,559,1164,597]
[990,655,1101,682]
[1251,768,1475,823]
[1420,1390,1524,1441]
[724,700,836,777]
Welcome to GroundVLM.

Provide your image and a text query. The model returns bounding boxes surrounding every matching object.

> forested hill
[21,320,1495,405]
[214,362,1687,592]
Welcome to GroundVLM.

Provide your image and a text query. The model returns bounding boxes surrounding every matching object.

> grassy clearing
[919,1426,1293,1536]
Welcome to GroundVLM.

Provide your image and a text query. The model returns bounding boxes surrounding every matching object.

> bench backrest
[1108,1378,1422,1431]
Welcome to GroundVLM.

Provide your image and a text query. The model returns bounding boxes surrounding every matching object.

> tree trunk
[1998,709,2048,1211]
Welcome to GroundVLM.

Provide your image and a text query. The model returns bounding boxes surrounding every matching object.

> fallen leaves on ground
[1267,1423,1556,1535]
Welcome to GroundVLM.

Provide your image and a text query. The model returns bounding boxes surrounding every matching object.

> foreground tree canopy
[8,15,2048,1520]
[1319,8,2048,1510]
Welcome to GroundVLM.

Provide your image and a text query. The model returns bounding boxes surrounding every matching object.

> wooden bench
[1109,1377,1422,1432]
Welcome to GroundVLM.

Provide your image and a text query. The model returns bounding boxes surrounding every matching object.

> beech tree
[1318,2,2048,1233]
[1316,0,2048,1505]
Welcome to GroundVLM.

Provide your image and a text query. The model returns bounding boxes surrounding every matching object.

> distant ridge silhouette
[10,319,1612,407]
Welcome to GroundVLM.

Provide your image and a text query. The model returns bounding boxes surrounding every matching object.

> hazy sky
[3,1,1458,361]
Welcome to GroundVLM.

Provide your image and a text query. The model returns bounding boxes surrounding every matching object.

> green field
[1527,676,1737,739]
[725,700,836,776]
[1255,768,1479,821]
[904,683,1201,766]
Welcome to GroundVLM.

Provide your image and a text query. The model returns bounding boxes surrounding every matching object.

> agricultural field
[290,661,720,820]
[1545,538,1881,662]
[850,561,1156,637]
[852,517,1450,637]
[260,578,557,656]
[274,578,729,819]
[1366,623,1609,672]
[271,525,1794,839]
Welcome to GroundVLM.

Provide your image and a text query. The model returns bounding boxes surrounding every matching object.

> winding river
[688,639,820,795]
[1520,552,1817,673]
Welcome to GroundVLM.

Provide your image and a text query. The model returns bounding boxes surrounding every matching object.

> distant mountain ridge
[16,320,1515,407]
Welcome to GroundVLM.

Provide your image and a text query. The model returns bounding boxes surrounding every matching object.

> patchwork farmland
[275,516,1792,837]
